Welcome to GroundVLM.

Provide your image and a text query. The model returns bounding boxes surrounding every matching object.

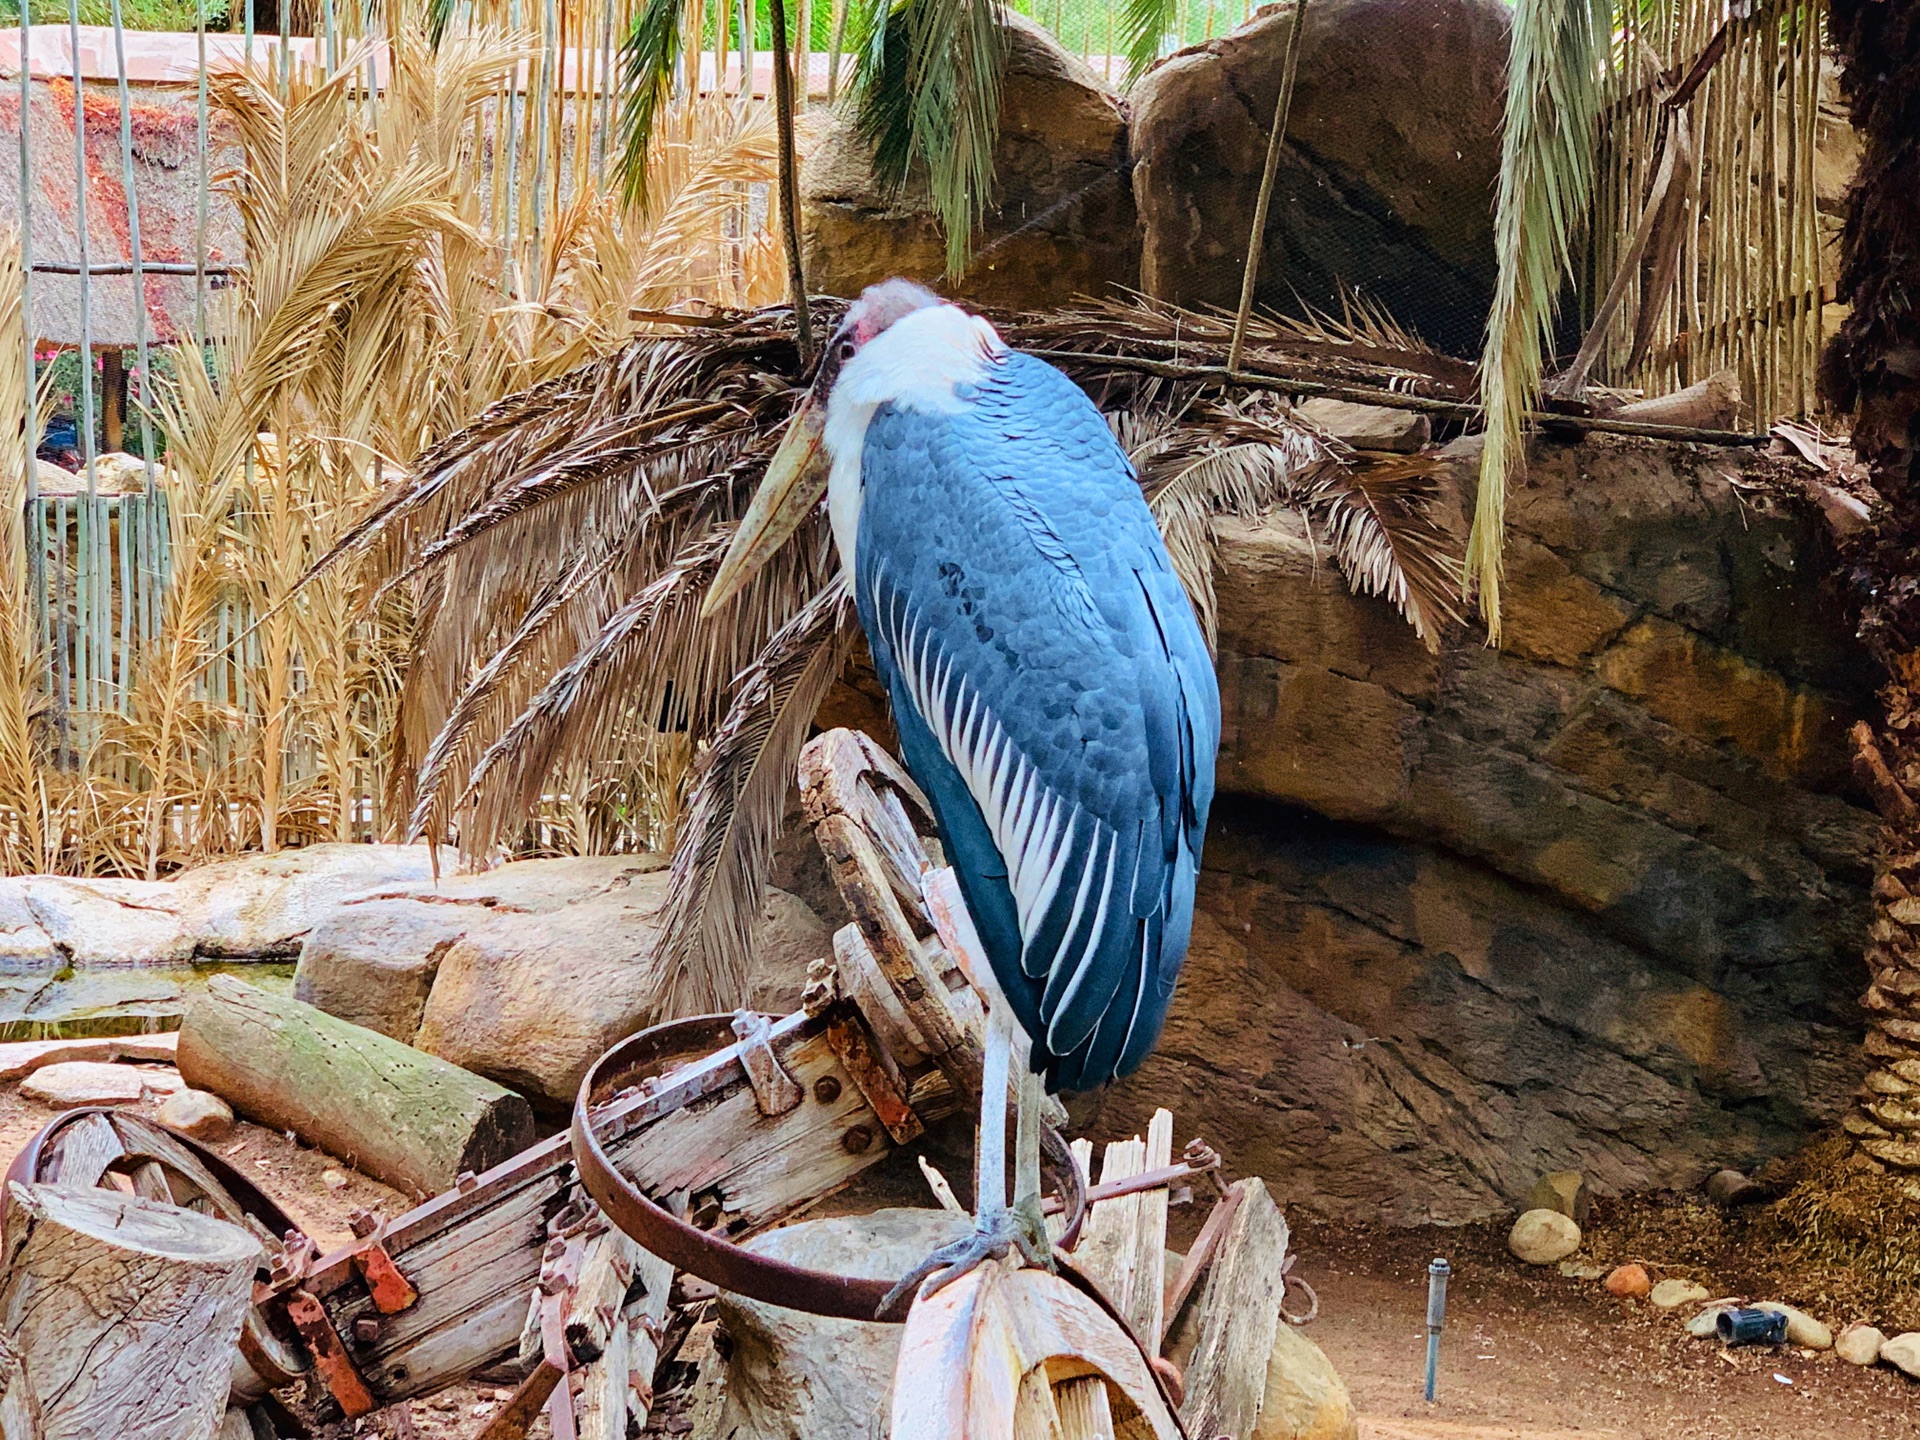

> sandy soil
[1295,1214,1920,1440]
[2,1073,1916,1439]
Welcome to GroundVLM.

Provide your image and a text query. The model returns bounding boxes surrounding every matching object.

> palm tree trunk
[1824,0,1920,1170]
[768,0,814,362]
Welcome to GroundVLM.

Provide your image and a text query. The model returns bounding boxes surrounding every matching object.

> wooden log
[1610,367,1742,430]
[1072,1110,1174,1348]
[0,1182,261,1440]
[1178,1178,1289,1440]
[178,976,535,1200]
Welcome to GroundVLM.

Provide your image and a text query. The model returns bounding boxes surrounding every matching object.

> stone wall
[1097,435,1878,1223]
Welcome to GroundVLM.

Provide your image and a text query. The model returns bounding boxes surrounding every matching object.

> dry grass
[0,21,788,877]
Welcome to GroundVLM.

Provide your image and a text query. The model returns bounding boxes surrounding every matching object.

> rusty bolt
[813,1075,843,1104]
[544,1237,567,1262]
[353,1317,381,1346]
[841,1124,875,1154]
[456,1170,480,1193]
[347,1209,378,1239]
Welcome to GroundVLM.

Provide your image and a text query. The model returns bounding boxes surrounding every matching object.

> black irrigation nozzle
[1716,1307,1789,1347]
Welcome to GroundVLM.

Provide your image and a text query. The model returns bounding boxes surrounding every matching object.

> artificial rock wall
[1093,436,1878,1223]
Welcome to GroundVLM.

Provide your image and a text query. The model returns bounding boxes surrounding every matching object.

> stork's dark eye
[837,339,856,362]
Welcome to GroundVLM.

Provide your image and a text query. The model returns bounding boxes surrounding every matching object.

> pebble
[20,1060,146,1108]
[156,1088,233,1141]
[1558,1260,1609,1280]
[1649,1279,1709,1309]
[1508,1208,1581,1265]
[1685,1303,1738,1339]
[1604,1264,1651,1299]
[1881,1332,1920,1378]
[322,1168,351,1192]
[1753,1301,1832,1350]
[1704,1168,1767,1207]
[1837,1324,1886,1366]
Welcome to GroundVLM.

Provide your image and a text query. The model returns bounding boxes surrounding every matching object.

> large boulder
[403,859,833,1107]
[1098,434,1878,1223]
[800,12,1138,308]
[713,1208,968,1440]
[1129,0,1510,355]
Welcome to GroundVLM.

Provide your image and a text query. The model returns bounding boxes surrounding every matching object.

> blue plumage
[852,350,1218,1093]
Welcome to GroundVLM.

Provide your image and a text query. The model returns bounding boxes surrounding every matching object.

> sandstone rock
[20,1060,146,1107]
[1508,1210,1580,1265]
[801,13,1136,309]
[1098,434,1876,1225]
[1130,0,1510,355]
[138,1065,187,1094]
[1558,1260,1608,1281]
[1880,1332,1920,1378]
[1604,1264,1651,1299]
[18,876,193,966]
[0,1033,176,1080]
[171,843,450,959]
[157,1088,233,1140]
[1295,398,1430,453]
[293,899,470,1042]
[715,1208,970,1440]
[1254,1321,1358,1440]
[1649,1279,1709,1309]
[414,874,829,1108]
[321,1169,350,1192]
[1527,1171,1590,1225]
[1753,1302,1832,1349]
[1836,1324,1886,1366]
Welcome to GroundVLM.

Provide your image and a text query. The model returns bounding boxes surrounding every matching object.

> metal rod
[1424,1257,1450,1403]
[32,260,239,276]
[194,0,209,344]
[18,0,37,527]
[1226,0,1307,375]
[66,0,96,496]
[109,0,155,487]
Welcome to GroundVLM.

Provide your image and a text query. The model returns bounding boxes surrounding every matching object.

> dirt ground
[2,1073,1917,1439]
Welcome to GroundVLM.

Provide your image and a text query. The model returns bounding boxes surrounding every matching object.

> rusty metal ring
[571,1013,1091,1324]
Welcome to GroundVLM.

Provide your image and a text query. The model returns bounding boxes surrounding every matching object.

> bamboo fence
[1582,0,1833,423]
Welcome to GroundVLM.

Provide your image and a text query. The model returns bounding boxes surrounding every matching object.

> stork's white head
[702,280,1004,617]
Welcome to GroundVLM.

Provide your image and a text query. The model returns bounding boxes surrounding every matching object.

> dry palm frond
[656,581,857,1013]
[1471,0,1610,641]
[369,296,1463,1012]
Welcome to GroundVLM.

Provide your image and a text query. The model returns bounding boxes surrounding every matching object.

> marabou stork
[702,280,1219,1307]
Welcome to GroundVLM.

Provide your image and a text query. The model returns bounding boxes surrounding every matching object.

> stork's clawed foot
[876,1208,1055,1317]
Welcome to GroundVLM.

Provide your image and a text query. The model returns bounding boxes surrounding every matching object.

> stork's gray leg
[1009,1041,1054,1271]
[877,1005,1043,1314]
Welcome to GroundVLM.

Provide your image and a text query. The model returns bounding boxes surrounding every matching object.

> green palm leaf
[1119,0,1177,83]
[854,0,1008,278]
[1469,0,1611,640]
[615,0,689,210]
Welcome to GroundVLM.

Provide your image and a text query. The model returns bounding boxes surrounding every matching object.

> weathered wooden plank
[1178,1179,1289,1440]
[1014,1363,1063,1440]
[1071,1110,1174,1347]
[1054,1375,1115,1440]
[44,1114,124,1189]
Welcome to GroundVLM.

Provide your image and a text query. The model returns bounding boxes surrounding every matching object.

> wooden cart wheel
[6,1107,315,1403]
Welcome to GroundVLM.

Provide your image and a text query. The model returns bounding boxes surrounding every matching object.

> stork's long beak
[701,394,830,619]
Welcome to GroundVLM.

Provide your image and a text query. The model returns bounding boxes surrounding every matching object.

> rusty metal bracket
[282,1287,377,1419]
[732,1011,803,1117]
[823,1011,923,1144]
[351,1234,420,1316]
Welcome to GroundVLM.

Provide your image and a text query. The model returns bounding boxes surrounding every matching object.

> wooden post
[177,976,536,1200]
[0,1182,261,1440]
[1178,1178,1290,1440]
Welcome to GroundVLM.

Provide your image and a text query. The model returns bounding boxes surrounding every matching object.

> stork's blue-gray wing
[853,352,1218,1092]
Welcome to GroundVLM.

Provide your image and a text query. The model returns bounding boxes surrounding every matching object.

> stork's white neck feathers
[823,303,1005,575]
